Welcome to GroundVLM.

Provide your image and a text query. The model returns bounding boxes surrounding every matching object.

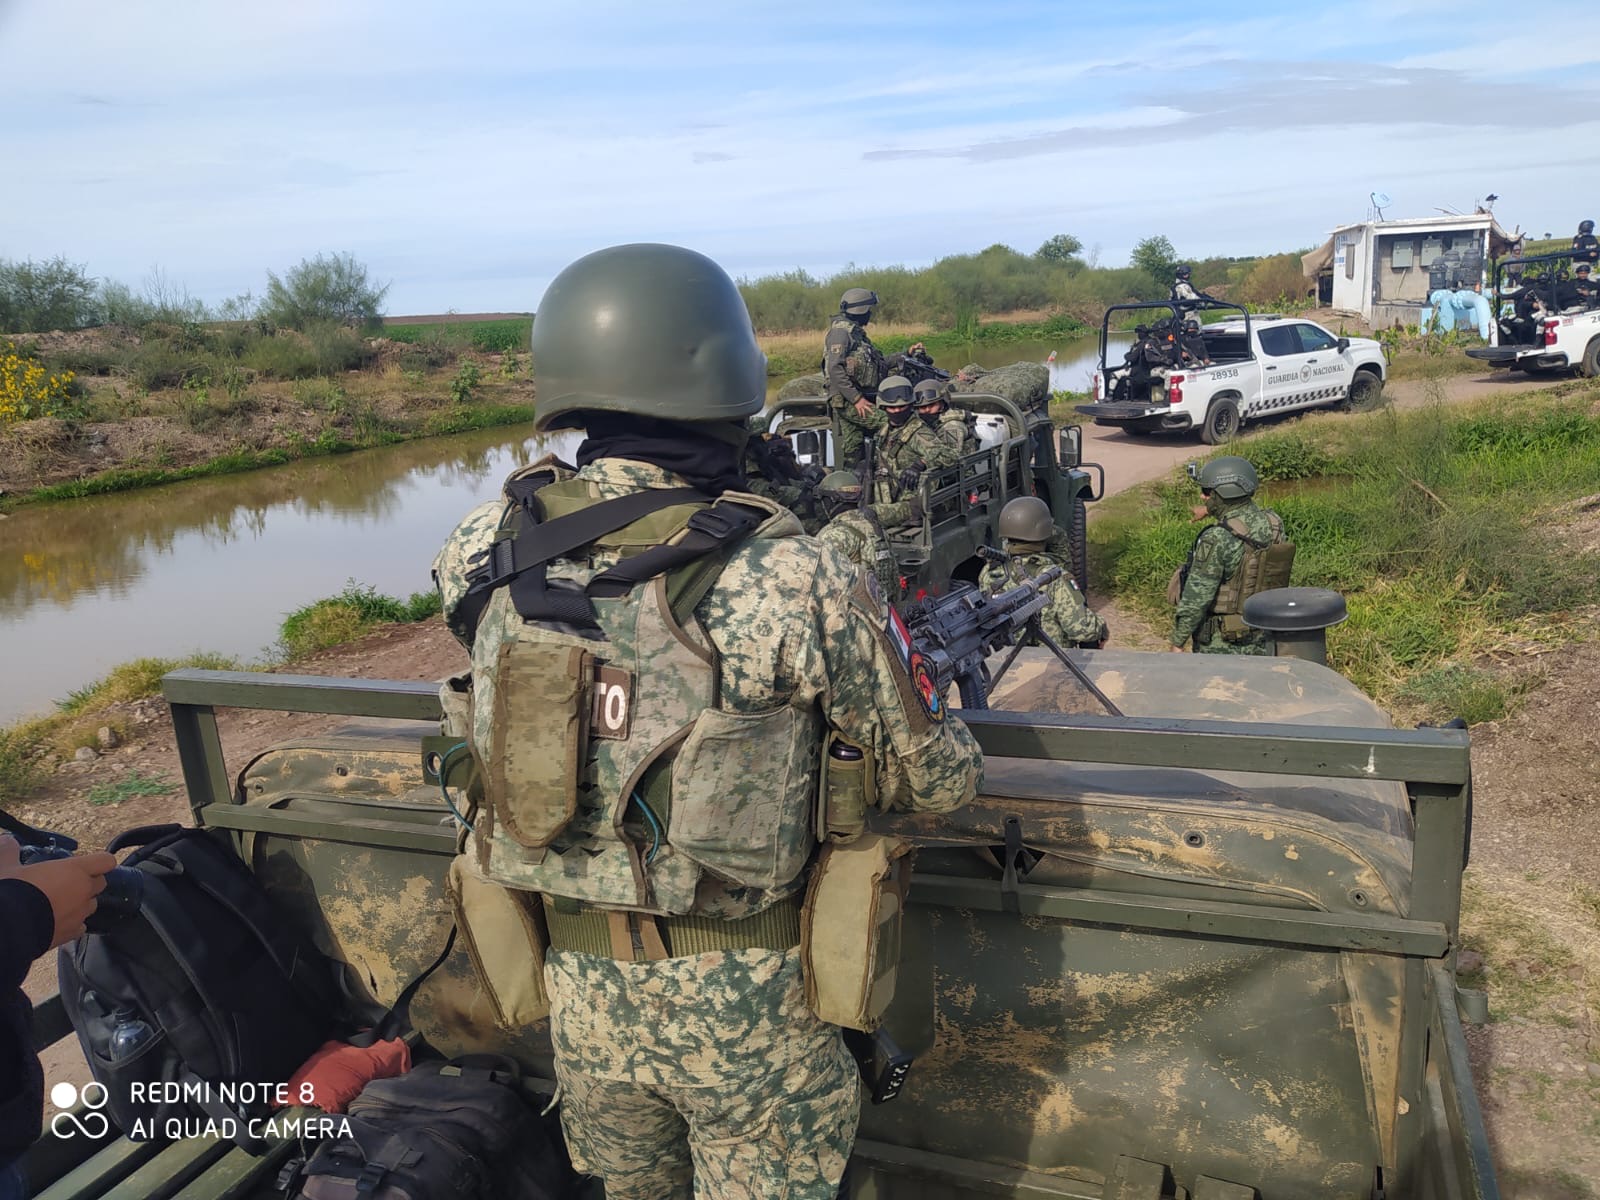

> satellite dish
[1372,192,1392,208]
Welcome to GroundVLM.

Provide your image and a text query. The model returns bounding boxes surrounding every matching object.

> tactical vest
[455,472,819,915]
[1209,512,1294,640]
[823,317,883,396]
[938,409,977,454]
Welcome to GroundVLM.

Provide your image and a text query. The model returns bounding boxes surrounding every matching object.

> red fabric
[278,1038,411,1114]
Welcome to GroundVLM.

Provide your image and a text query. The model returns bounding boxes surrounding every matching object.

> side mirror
[795,430,821,460]
[1054,423,1083,469]
[1336,337,1351,352]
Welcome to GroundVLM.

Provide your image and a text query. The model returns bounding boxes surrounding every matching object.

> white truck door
[1293,323,1354,409]
[1255,324,1305,415]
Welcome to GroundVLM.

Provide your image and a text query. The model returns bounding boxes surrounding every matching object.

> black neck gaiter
[575,414,748,495]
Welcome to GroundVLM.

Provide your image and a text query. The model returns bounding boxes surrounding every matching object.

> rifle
[971,546,1123,716]
[884,348,951,387]
[901,567,1062,710]
[857,435,875,513]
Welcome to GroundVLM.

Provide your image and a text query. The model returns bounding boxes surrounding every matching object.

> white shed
[1305,214,1514,328]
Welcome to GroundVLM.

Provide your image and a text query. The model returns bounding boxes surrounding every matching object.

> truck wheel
[1199,399,1239,445]
[1340,371,1386,412]
[1581,337,1600,379]
[1070,499,1088,589]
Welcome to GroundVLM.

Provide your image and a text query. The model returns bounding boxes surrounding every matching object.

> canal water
[0,334,1108,724]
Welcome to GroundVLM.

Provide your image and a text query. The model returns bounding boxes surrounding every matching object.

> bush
[261,252,389,331]
[1237,253,1314,308]
[1,342,79,423]
[127,342,211,392]
[279,582,441,657]
[0,257,101,332]
[240,332,320,380]
[307,323,375,374]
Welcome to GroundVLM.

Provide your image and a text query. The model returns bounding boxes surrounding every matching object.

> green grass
[278,581,442,657]
[382,318,530,354]
[1090,388,1600,712]
[58,653,242,715]
[87,770,175,807]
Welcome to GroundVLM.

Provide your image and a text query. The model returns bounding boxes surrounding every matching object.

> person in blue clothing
[1,835,116,1200]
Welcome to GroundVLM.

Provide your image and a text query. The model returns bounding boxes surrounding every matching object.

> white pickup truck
[1466,252,1600,378]
[1075,303,1388,443]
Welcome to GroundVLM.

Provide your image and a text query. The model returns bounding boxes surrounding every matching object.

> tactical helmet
[818,470,862,501]
[1578,263,1593,276]
[1175,264,1193,280]
[878,374,915,407]
[531,243,766,432]
[1184,318,1200,332]
[912,378,945,406]
[997,496,1054,543]
[1580,220,1595,235]
[1197,455,1259,500]
[839,288,880,317]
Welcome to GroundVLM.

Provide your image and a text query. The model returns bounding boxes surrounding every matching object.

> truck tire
[1070,498,1088,589]
[1340,371,1386,412]
[1580,337,1600,380]
[1199,398,1239,445]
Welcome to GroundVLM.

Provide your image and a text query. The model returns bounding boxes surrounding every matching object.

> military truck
[765,386,1104,593]
[22,647,1498,1199]
[1465,252,1600,378]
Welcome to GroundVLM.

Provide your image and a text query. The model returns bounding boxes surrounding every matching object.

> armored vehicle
[765,386,1103,593]
[23,643,1496,1199]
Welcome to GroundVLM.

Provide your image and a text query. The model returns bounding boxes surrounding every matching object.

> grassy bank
[759,310,1089,377]
[1091,383,1600,719]
[0,582,441,805]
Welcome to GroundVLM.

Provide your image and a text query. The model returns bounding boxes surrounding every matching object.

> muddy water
[0,426,581,723]
[1,334,1116,724]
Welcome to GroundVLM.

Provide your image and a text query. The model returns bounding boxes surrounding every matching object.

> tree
[261,252,389,331]
[0,257,101,333]
[1034,234,1084,266]
[1130,235,1179,288]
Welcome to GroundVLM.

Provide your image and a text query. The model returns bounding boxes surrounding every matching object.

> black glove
[897,468,920,494]
[801,463,826,487]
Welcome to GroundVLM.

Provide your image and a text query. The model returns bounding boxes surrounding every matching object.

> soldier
[1179,318,1212,366]
[742,414,825,533]
[431,243,982,1200]
[1572,219,1598,266]
[979,497,1106,649]
[912,376,975,456]
[813,471,920,601]
[1170,264,1215,322]
[874,375,959,503]
[823,287,887,465]
[1574,262,1598,308]
[1168,456,1294,655]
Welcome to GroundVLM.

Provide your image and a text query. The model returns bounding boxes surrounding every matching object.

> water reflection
[0,426,579,722]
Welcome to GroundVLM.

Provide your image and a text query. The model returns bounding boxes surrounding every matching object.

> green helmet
[912,378,946,406]
[997,496,1054,543]
[1197,455,1258,500]
[878,375,914,407]
[531,243,767,432]
[839,288,879,317]
[818,470,862,501]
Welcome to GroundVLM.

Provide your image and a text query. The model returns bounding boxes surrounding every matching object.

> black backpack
[57,824,340,1145]
[279,1056,575,1200]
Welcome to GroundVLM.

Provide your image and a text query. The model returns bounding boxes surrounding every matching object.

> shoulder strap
[1222,516,1273,550]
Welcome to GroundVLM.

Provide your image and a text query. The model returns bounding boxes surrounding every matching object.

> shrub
[1,342,79,423]
[279,582,441,657]
[0,257,101,332]
[1237,253,1315,308]
[241,332,319,380]
[127,342,210,392]
[307,323,375,374]
[261,252,389,331]
[450,361,481,404]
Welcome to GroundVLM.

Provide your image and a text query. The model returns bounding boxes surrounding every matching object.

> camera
[1185,461,1200,481]
[17,832,145,932]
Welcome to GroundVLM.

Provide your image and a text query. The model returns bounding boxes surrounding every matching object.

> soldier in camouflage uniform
[980,497,1107,648]
[813,471,920,602]
[432,244,983,1200]
[1170,456,1287,655]
[913,377,975,456]
[874,375,960,504]
[823,288,887,466]
[742,414,825,533]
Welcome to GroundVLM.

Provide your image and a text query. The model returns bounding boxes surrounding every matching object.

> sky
[3,0,1598,315]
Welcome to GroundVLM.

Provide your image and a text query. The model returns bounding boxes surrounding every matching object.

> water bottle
[108,1011,155,1062]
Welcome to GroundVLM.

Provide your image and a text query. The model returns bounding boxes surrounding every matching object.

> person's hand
[908,342,926,357]
[0,837,118,948]
[1190,504,1209,522]
[853,397,873,419]
[897,467,921,493]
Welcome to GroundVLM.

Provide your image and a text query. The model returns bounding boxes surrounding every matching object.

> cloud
[692,151,735,164]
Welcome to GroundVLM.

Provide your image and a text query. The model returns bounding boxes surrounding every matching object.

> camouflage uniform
[980,545,1106,648]
[434,456,984,1200]
[816,501,918,600]
[823,314,886,465]
[936,409,977,456]
[874,418,959,503]
[1171,498,1281,655]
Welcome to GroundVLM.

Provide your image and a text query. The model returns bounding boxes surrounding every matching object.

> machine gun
[967,546,1123,716]
[901,567,1063,710]
[748,431,824,488]
[884,347,950,388]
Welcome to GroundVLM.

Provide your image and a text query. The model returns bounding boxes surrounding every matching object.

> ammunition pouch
[486,642,590,849]
[801,834,913,1031]
[446,855,552,1026]
[1165,564,1187,607]
[817,732,873,844]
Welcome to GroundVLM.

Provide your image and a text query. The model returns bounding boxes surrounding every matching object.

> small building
[1301,213,1516,328]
